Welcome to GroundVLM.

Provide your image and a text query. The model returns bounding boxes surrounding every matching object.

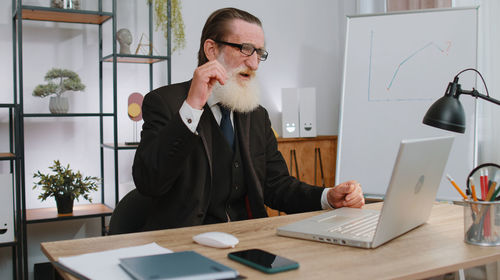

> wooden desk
[41,203,500,280]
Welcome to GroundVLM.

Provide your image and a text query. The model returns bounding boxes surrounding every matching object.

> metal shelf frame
[103,0,171,207]
[11,1,172,278]
[0,104,23,279]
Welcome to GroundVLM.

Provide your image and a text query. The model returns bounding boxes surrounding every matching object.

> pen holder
[463,200,500,246]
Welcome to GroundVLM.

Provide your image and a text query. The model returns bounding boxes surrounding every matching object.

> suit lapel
[197,104,214,175]
[235,112,250,154]
[235,112,264,199]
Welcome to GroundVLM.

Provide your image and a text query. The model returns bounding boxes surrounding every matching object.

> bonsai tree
[33,160,99,203]
[33,68,85,98]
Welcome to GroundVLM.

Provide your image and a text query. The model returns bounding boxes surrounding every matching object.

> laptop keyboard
[328,213,380,239]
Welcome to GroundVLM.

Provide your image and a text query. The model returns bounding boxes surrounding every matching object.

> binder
[119,251,239,280]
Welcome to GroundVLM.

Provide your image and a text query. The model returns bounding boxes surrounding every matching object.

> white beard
[212,61,260,113]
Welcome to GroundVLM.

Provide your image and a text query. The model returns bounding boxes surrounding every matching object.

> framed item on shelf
[126,92,144,145]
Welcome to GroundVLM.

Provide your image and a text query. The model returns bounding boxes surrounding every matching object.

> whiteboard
[336,7,478,200]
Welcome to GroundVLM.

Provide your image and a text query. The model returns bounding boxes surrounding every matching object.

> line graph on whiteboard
[367,30,453,102]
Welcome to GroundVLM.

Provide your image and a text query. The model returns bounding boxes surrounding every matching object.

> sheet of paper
[57,242,172,280]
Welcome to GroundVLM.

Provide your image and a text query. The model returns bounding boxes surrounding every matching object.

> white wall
[172,0,356,137]
[453,0,500,165]
[0,0,357,279]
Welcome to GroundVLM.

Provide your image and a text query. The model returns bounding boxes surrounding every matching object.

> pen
[446,174,468,200]
[469,177,478,201]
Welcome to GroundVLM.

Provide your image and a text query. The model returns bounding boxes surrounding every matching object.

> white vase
[49,96,69,114]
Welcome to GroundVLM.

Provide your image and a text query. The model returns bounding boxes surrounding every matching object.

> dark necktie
[218,104,234,149]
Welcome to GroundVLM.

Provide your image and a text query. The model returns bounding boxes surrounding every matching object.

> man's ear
[204,39,219,61]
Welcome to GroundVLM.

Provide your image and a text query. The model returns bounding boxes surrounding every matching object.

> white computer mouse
[192,231,239,248]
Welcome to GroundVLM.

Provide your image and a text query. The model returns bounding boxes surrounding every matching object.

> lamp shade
[422,94,466,133]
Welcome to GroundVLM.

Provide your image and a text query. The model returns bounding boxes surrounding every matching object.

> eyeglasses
[214,40,268,61]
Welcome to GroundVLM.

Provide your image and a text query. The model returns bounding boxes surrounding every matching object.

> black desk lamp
[423,68,500,133]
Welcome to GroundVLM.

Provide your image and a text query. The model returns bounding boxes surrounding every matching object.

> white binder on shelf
[0,174,14,243]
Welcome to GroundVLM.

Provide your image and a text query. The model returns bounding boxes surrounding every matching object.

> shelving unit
[101,0,171,205]
[12,0,171,278]
[12,1,115,278]
[0,104,23,279]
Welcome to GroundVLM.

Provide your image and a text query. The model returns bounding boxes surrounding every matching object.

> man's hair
[198,8,262,66]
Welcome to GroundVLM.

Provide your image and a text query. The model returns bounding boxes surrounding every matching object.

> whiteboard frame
[335,6,479,199]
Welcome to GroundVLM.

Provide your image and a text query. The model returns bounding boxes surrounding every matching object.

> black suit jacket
[132,81,324,231]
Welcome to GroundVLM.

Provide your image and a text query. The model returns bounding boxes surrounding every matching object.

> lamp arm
[458,89,500,106]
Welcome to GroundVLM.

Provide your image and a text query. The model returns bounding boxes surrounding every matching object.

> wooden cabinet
[266,135,337,216]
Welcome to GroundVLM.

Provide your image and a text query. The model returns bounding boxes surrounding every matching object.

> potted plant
[147,0,186,52]
[33,160,99,214]
[32,68,85,114]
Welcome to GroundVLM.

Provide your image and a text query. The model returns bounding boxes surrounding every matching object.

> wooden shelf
[0,241,17,248]
[102,143,138,150]
[21,6,112,24]
[102,54,169,64]
[277,135,337,143]
[23,113,113,118]
[26,204,113,224]
[0,153,15,160]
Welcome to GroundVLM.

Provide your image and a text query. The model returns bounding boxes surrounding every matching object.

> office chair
[108,189,153,235]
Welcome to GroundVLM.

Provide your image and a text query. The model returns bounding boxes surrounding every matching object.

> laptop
[277,136,454,248]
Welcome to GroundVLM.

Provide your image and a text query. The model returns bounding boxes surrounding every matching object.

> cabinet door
[266,136,337,216]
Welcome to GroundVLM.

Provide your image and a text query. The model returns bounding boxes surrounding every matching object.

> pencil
[491,184,500,201]
[469,177,478,201]
[485,170,489,198]
[480,170,486,200]
[467,177,480,215]
[486,181,498,201]
[446,174,468,200]
[484,180,495,237]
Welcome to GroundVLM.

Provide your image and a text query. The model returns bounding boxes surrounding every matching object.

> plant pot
[49,96,69,114]
[55,194,74,214]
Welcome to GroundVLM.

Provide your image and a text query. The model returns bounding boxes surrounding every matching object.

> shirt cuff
[179,100,204,133]
[321,188,334,210]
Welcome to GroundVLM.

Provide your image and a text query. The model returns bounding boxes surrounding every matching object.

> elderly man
[133,7,364,231]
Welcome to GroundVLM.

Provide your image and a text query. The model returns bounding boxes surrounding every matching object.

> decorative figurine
[116,28,133,55]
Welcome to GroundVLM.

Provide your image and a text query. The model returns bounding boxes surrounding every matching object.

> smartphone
[227,249,299,274]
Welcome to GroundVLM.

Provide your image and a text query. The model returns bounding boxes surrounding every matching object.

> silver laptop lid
[372,136,454,247]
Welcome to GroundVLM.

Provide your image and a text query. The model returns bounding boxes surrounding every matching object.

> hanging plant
[147,0,186,53]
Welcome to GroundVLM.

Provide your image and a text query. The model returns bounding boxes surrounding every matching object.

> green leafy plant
[33,160,99,202]
[33,68,85,98]
[147,0,186,52]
